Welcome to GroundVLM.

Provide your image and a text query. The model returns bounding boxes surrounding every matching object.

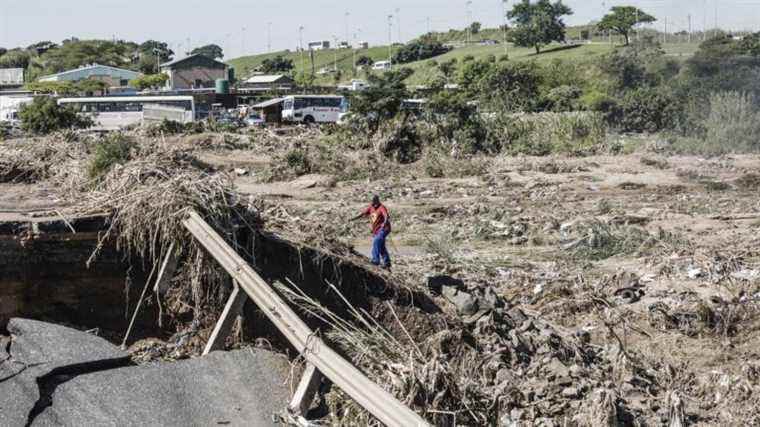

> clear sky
[1,1,759,59]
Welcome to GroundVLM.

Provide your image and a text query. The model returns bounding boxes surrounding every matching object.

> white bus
[282,95,347,124]
[57,96,195,130]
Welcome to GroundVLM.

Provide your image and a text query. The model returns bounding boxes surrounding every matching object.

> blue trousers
[371,229,391,267]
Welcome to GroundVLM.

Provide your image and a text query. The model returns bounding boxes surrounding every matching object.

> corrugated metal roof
[245,75,290,84]
[0,68,24,85]
[160,54,226,68]
[252,97,284,108]
[37,64,140,82]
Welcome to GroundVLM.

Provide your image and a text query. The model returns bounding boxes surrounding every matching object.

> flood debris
[3,127,760,425]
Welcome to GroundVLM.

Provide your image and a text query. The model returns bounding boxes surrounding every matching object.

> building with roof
[160,54,228,90]
[0,68,24,88]
[37,64,140,88]
[307,41,330,51]
[242,75,294,92]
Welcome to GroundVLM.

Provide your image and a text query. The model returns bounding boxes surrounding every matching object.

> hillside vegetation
[228,39,699,86]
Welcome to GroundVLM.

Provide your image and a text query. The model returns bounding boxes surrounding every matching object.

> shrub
[616,87,682,133]
[88,133,134,179]
[495,112,607,155]
[392,36,452,64]
[19,97,93,135]
[373,116,423,164]
[545,85,583,112]
[285,148,312,175]
[699,91,760,154]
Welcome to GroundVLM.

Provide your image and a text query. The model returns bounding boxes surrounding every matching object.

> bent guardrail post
[183,210,429,427]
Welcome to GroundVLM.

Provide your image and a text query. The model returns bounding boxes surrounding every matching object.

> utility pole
[466,1,473,45]
[703,0,707,41]
[352,30,358,76]
[332,35,338,72]
[664,17,668,44]
[714,0,718,34]
[267,22,272,53]
[395,8,401,43]
[154,48,161,75]
[387,14,394,68]
[688,14,692,44]
[344,11,350,44]
[241,27,246,57]
[502,0,509,54]
[299,26,305,74]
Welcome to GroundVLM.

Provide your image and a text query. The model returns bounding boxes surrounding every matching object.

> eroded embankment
[0,215,157,339]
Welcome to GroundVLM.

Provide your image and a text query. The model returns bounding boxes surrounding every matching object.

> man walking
[352,195,392,269]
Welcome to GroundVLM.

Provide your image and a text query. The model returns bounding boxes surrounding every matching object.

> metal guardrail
[183,210,429,427]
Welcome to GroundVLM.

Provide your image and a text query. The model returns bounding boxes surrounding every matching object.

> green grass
[227,38,701,87]
[228,46,393,81]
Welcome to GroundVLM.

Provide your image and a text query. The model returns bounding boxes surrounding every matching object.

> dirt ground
[4,131,760,425]
[228,150,760,425]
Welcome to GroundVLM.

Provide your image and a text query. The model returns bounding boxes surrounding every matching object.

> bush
[145,119,204,136]
[285,148,312,175]
[373,116,424,164]
[495,112,607,156]
[19,97,93,134]
[693,92,760,155]
[392,36,452,64]
[545,85,583,112]
[616,88,682,133]
[88,133,134,179]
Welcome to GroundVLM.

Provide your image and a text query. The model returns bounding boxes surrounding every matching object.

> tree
[18,97,93,134]
[27,41,57,55]
[598,6,656,46]
[351,68,413,132]
[507,0,573,54]
[130,74,169,90]
[469,22,482,35]
[190,44,224,59]
[0,50,31,69]
[438,58,458,82]
[0,48,6,57]
[138,40,174,73]
[392,35,452,64]
[259,55,294,73]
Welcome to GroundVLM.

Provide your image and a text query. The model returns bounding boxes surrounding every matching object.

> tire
[303,115,315,125]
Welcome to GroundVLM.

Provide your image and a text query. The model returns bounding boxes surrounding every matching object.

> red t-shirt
[363,204,391,236]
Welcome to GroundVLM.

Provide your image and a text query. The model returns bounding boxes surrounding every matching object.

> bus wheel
[303,115,315,125]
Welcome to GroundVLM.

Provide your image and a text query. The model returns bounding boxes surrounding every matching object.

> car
[245,112,265,126]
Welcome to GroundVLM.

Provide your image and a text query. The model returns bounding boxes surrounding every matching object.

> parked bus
[57,95,195,130]
[281,95,346,124]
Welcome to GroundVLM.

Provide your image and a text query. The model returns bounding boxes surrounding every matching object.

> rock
[234,168,248,176]
[446,290,479,317]
[687,266,703,279]
[427,275,465,295]
[562,387,580,398]
[34,349,291,427]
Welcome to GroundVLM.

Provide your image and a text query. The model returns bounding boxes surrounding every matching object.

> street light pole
[387,15,393,68]
[267,22,272,53]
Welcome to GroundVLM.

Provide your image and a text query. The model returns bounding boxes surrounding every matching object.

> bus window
[294,98,306,110]
[326,98,342,108]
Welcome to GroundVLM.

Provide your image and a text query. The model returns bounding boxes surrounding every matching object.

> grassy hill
[228,29,700,87]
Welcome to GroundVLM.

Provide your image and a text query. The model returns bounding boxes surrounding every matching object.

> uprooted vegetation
[5,114,760,425]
